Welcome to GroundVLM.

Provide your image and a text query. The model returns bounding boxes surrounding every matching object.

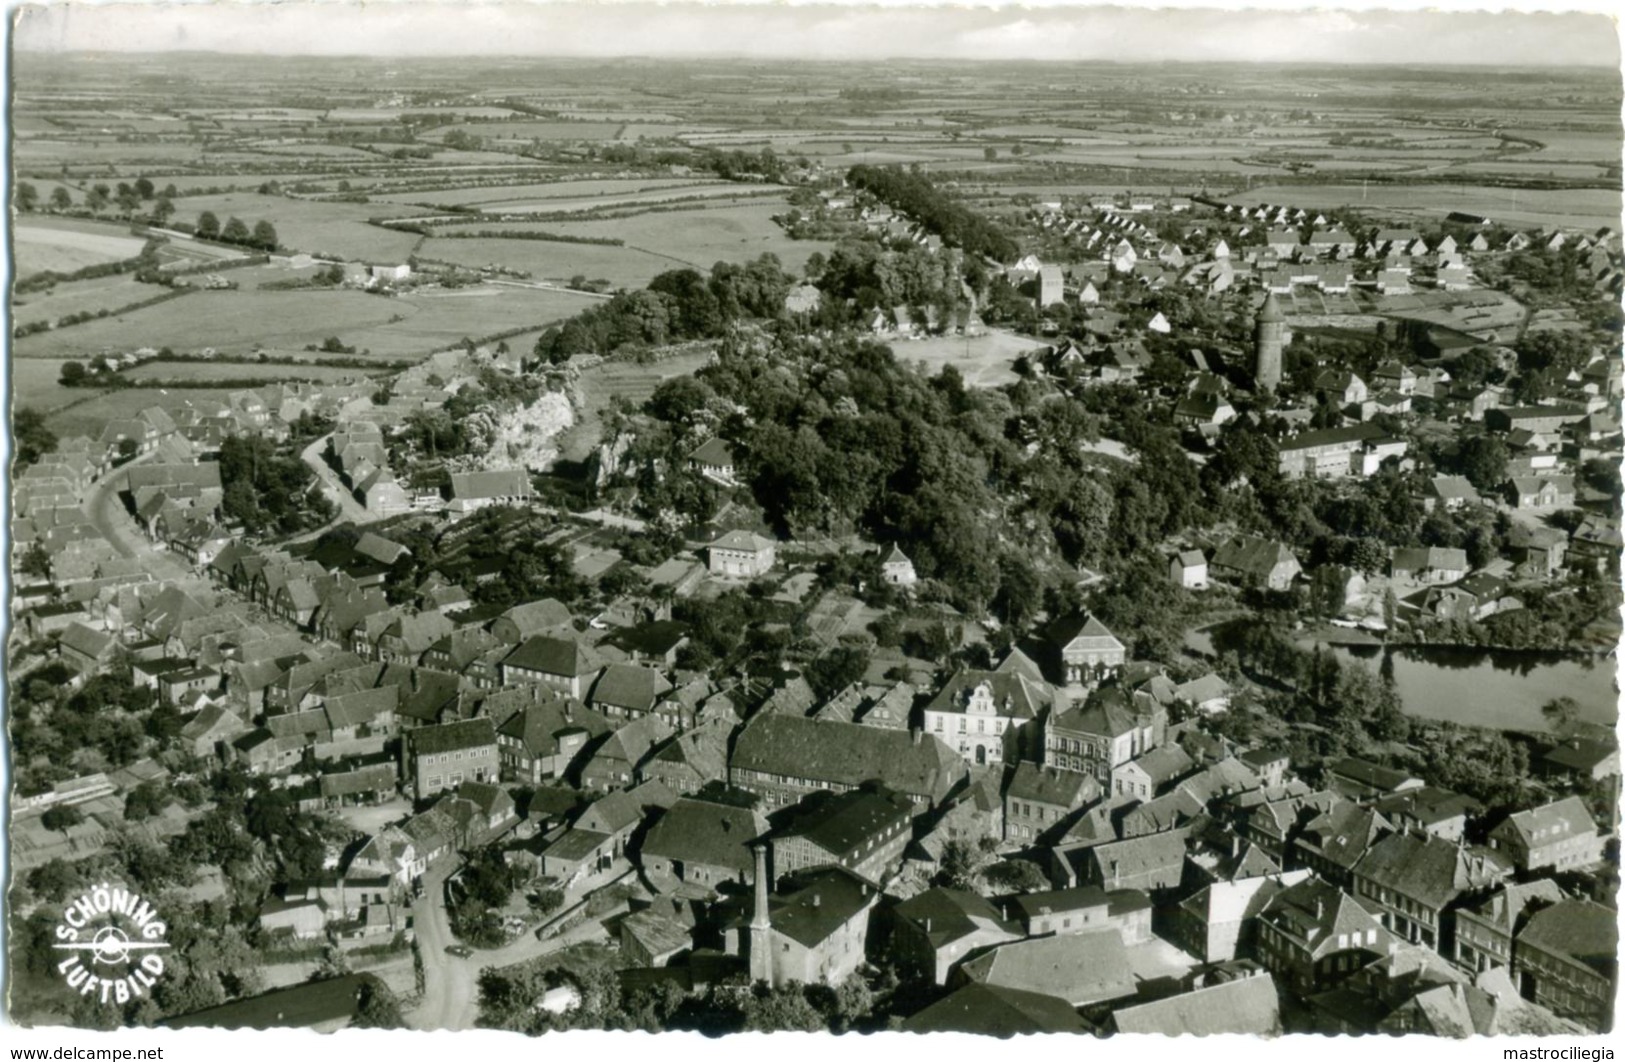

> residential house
[1170,870,1311,963]
[1352,831,1512,951]
[705,530,777,578]
[1170,549,1208,589]
[489,598,574,645]
[579,714,673,792]
[1210,534,1302,592]
[639,720,731,795]
[887,889,1022,985]
[1078,830,1190,896]
[1454,880,1565,975]
[500,635,604,698]
[1004,763,1098,843]
[1390,547,1469,585]
[1373,787,1480,842]
[1110,973,1283,1036]
[1044,686,1164,783]
[1486,797,1606,874]
[590,663,674,722]
[957,929,1136,1009]
[446,469,532,514]
[1111,744,1196,801]
[1256,876,1391,995]
[638,797,768,892]
[688,437,738,485]
[1292,802,1391,888]
[1513,899,1617,1031]
[405,719,498,801]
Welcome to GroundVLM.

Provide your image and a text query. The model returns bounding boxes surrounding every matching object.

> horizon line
[12,49,1623,71]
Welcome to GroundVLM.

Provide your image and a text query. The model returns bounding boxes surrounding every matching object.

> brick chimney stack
[749,843,773,988]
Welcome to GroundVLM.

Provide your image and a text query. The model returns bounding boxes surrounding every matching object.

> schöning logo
[52,883,171,1005]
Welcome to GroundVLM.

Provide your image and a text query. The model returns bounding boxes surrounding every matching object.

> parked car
[444,944,474,958]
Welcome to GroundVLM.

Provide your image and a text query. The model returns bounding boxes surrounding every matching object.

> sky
[9,1,1622,67]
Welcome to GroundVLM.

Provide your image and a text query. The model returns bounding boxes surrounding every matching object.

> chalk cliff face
[483,389,574,472]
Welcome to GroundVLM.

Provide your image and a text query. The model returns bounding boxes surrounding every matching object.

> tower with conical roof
[1253,291,1284,392]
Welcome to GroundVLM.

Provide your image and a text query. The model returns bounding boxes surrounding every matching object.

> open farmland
[13,357,106,416]
[170,192,427,261]
[11,274,155,331]
[525,199,833,273]
[1220,183,1623,232]
[13,217,148,276]
[122,360,390,384]
[11,284,599,361]
[416,236,676,288]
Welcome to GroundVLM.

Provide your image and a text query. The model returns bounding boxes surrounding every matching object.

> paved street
[84,454,194,582]
[406,860,624,1030]
[299,433,373,526]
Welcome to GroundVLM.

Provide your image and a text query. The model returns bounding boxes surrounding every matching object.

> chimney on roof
[1232,834,1242,860]
[812,893,822,908]
[1315,897,1324,920]
[912,729,923,746]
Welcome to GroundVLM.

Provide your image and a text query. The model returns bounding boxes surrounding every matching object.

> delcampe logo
[52,883,172,1006]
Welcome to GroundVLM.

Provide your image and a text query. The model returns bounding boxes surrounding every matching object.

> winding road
[85,454,193,581]
[406,861,620,1030]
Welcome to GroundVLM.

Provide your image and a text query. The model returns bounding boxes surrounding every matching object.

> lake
[1326,645,1619,734]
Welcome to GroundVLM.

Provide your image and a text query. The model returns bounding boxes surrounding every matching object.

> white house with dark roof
[880,544,917,587]
[706,530,776,578]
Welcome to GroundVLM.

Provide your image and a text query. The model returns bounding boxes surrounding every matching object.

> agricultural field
[173,192,426,261]
[13,357,103,416]
[1220,183,1623,232]
[11,284,599,361]
[122,360,389,384]
[13,217,148,276]
[416,236,677,289]
[11,274,154,331]
[525,198,833,274]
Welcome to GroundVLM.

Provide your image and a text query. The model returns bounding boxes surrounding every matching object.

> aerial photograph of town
[4,0,1622,1044]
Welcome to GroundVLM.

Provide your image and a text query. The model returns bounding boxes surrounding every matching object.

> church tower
[1254,291,1285,393]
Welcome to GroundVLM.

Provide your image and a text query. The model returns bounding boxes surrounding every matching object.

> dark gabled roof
[902,983,1092,1036]
[503,634,602,678]
[960,930,1135,1008]
[1211,534,1300,578]
[1493,796,1597,848]
[767,866,877,949]
[1517,900,1618,977]
[161,974,383,1029]
[1355,831,1509,910]
[1006,762,1096,808]
[1008,886,1109,923]
[408,718,496,756]
[1326,756,1417,792]
[1111,974,1282,1036]
[1050,686,1141,739]
[590,663,672,713]
[639,797,766,874]
[894,887,1012,946]
[925,668,1053,720]
[730,715,965,805]
[777,786,913,861]
[689,437,735,467]
[1374,786,1481,826]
